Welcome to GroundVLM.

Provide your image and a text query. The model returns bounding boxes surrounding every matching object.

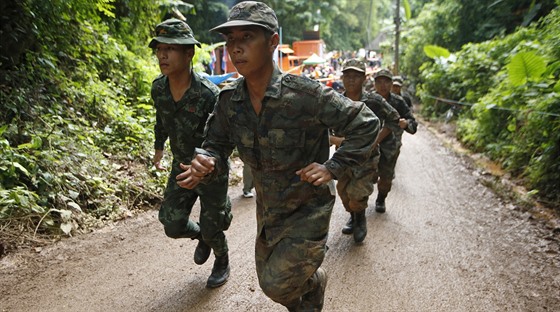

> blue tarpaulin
[202,72,236,85]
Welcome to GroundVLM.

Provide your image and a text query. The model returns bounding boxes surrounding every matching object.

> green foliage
[507,51,547,86]
[423,45,451,59]
[399,0,557,88]
[180,0,229,45]
[192,42,226,74]
[403,0,412,20]
[0,0,166,244]
[259,0,391,51]
[418,7,560,205]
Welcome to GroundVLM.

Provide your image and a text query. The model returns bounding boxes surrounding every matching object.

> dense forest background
[1,0,558,254]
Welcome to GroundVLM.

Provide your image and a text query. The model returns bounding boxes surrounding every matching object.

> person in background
[149,18,232,288]
[373,69,418,213]
[175,2,379,311]
[331,79,344,93]
[363,73,375,93]
[330,59,400,243]
[391,75,413,108]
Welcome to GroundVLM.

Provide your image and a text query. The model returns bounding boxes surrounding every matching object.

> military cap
[393,75,403,86]
[210,1,278,34]
[342,58,366,73]
[149,18,201,48]
[374,68,393,80]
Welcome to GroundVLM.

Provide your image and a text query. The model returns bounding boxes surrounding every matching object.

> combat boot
[299,267,328,311]
[375,200,386,213]
[341,212,354,234]
[353,210,367,243]
[206,253,230,288]
[193,234,211,265]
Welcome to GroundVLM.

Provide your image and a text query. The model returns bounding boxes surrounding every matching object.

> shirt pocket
[179,102,208,139]
[232,123,258,167]
[265,128,306,171]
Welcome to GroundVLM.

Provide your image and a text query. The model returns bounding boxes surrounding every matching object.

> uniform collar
[230,65,283,102]
[163,71,202,99]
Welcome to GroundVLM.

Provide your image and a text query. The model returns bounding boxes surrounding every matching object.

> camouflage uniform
[376,92,417,181]
[196,66,379,306]
[363,76,376,93]
[371,69,418,200]
[152,72,232,256]
[335,91,400,212]
[392,76,413,108]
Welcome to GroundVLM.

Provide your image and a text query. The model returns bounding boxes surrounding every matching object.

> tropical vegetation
[404,0,560,206]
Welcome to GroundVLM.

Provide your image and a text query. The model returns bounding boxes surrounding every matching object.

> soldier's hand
[176,155,216,189]
[398,118,409,129]
[153,149,166,170]
[329,135,344,149]
[296,162,333,186]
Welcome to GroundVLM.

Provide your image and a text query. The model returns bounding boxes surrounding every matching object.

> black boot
[353,210,367,243]
[206,254,230,288]
[375,193,387,213]
[375,200,386,213]
[341,212,354,234]
[194,235,211,265]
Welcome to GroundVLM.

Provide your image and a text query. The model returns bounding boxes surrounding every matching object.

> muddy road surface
[1,123,559,312]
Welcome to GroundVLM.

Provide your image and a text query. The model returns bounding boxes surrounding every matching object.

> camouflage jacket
[197,66,379,244]
[401,91,413,108]
[376,92,417,150]
[363,92,401,137]
[152,72,219,165]
[349,91,401,148]
[333,90,400,160]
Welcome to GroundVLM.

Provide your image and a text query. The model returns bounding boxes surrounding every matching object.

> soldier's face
[374,77,393,98]
[155,43,193,76]
[391,84,402,94]
[341,70,365,93]
[224,26,278,78]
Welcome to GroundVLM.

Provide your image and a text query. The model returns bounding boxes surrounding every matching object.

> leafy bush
[418,8,560,205]
[0,0,165,248]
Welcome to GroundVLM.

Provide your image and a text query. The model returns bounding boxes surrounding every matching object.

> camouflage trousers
[255,234,328,308]
[158,163,232,256]
[377,144,401,194]
[336,153,380,212]
[250,171,333,308]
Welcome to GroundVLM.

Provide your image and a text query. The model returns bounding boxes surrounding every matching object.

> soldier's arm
[393,96,417,134]
[318,88,380,178]
[196,95,236,180]
[367,95,400,145]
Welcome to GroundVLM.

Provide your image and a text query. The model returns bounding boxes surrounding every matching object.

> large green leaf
[423,45,451,59]
[507,51,546,86]
[403,0,411,20]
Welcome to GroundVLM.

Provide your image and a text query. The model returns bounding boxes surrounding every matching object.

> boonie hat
[210,1,278,34]
[393,75,403,86]
[342,58,366,73]
[374,68,393,80]
[149,18,201,48]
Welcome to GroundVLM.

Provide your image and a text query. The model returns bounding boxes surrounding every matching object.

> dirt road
[1,123,559,312]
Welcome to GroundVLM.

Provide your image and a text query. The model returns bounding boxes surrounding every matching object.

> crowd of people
[148,1,416,311]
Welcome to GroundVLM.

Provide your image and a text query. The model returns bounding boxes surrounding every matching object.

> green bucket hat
[374,68,393,80]
[342,58,366,73]
[392,75,404,86]
[148,18,201,49]
[210,1,278,34]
